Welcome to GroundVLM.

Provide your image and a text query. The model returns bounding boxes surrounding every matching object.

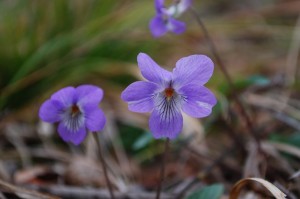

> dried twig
[189,7,261,149]
[93,133,115,199]
[156,138,170,199]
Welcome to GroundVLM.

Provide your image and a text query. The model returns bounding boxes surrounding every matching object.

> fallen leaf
[0,179,59,199]
[229,177,286,199]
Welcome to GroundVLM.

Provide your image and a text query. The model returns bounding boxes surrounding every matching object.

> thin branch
[189,7,261,149]
[92,133,115,199]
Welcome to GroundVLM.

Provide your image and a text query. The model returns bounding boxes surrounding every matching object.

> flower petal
[149,15,168,38]
[51,87,75,107]
[84,106,106,132]
[173,55,214,87]
[58,122,87,145]
[179,84,217,118]
[75,85,103,105]
[121,81,158,113]
[155,0,165,13]
[149,108,183,139]
[128,98,155,113]
[121,81,158,101]
[137,53,172,85]
[168,18,186,34]
[39,99,64,123]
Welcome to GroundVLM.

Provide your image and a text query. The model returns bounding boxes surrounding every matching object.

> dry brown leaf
[243,143,263,178]
[14,166,53,184]
[64,156,107,187]
[0,179,59,199]
[270,142,300,159]
[290,170,300,180]
[229,177,286,199]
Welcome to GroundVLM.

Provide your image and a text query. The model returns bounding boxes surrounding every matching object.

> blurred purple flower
[39,85,106,145]
[121,53,216,139]
[150,0,192,37]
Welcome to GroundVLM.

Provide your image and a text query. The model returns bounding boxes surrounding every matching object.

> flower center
[164,87,175,99]
[71,105,80,117]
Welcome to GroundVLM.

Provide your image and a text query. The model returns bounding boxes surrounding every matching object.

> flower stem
[189,7,261,149]
[92,133,115,199]
[156,138,170,199]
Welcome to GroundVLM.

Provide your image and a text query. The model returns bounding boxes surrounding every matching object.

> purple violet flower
[39,85,106,145]
[150,0,192,37]
[121,53,217,139]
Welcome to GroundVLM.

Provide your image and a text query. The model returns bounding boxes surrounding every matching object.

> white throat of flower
[62,104,85,132]
[154,83,182,122]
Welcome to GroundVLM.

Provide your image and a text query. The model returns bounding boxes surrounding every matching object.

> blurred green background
[1,0,295,114]
[0,0,156,111]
